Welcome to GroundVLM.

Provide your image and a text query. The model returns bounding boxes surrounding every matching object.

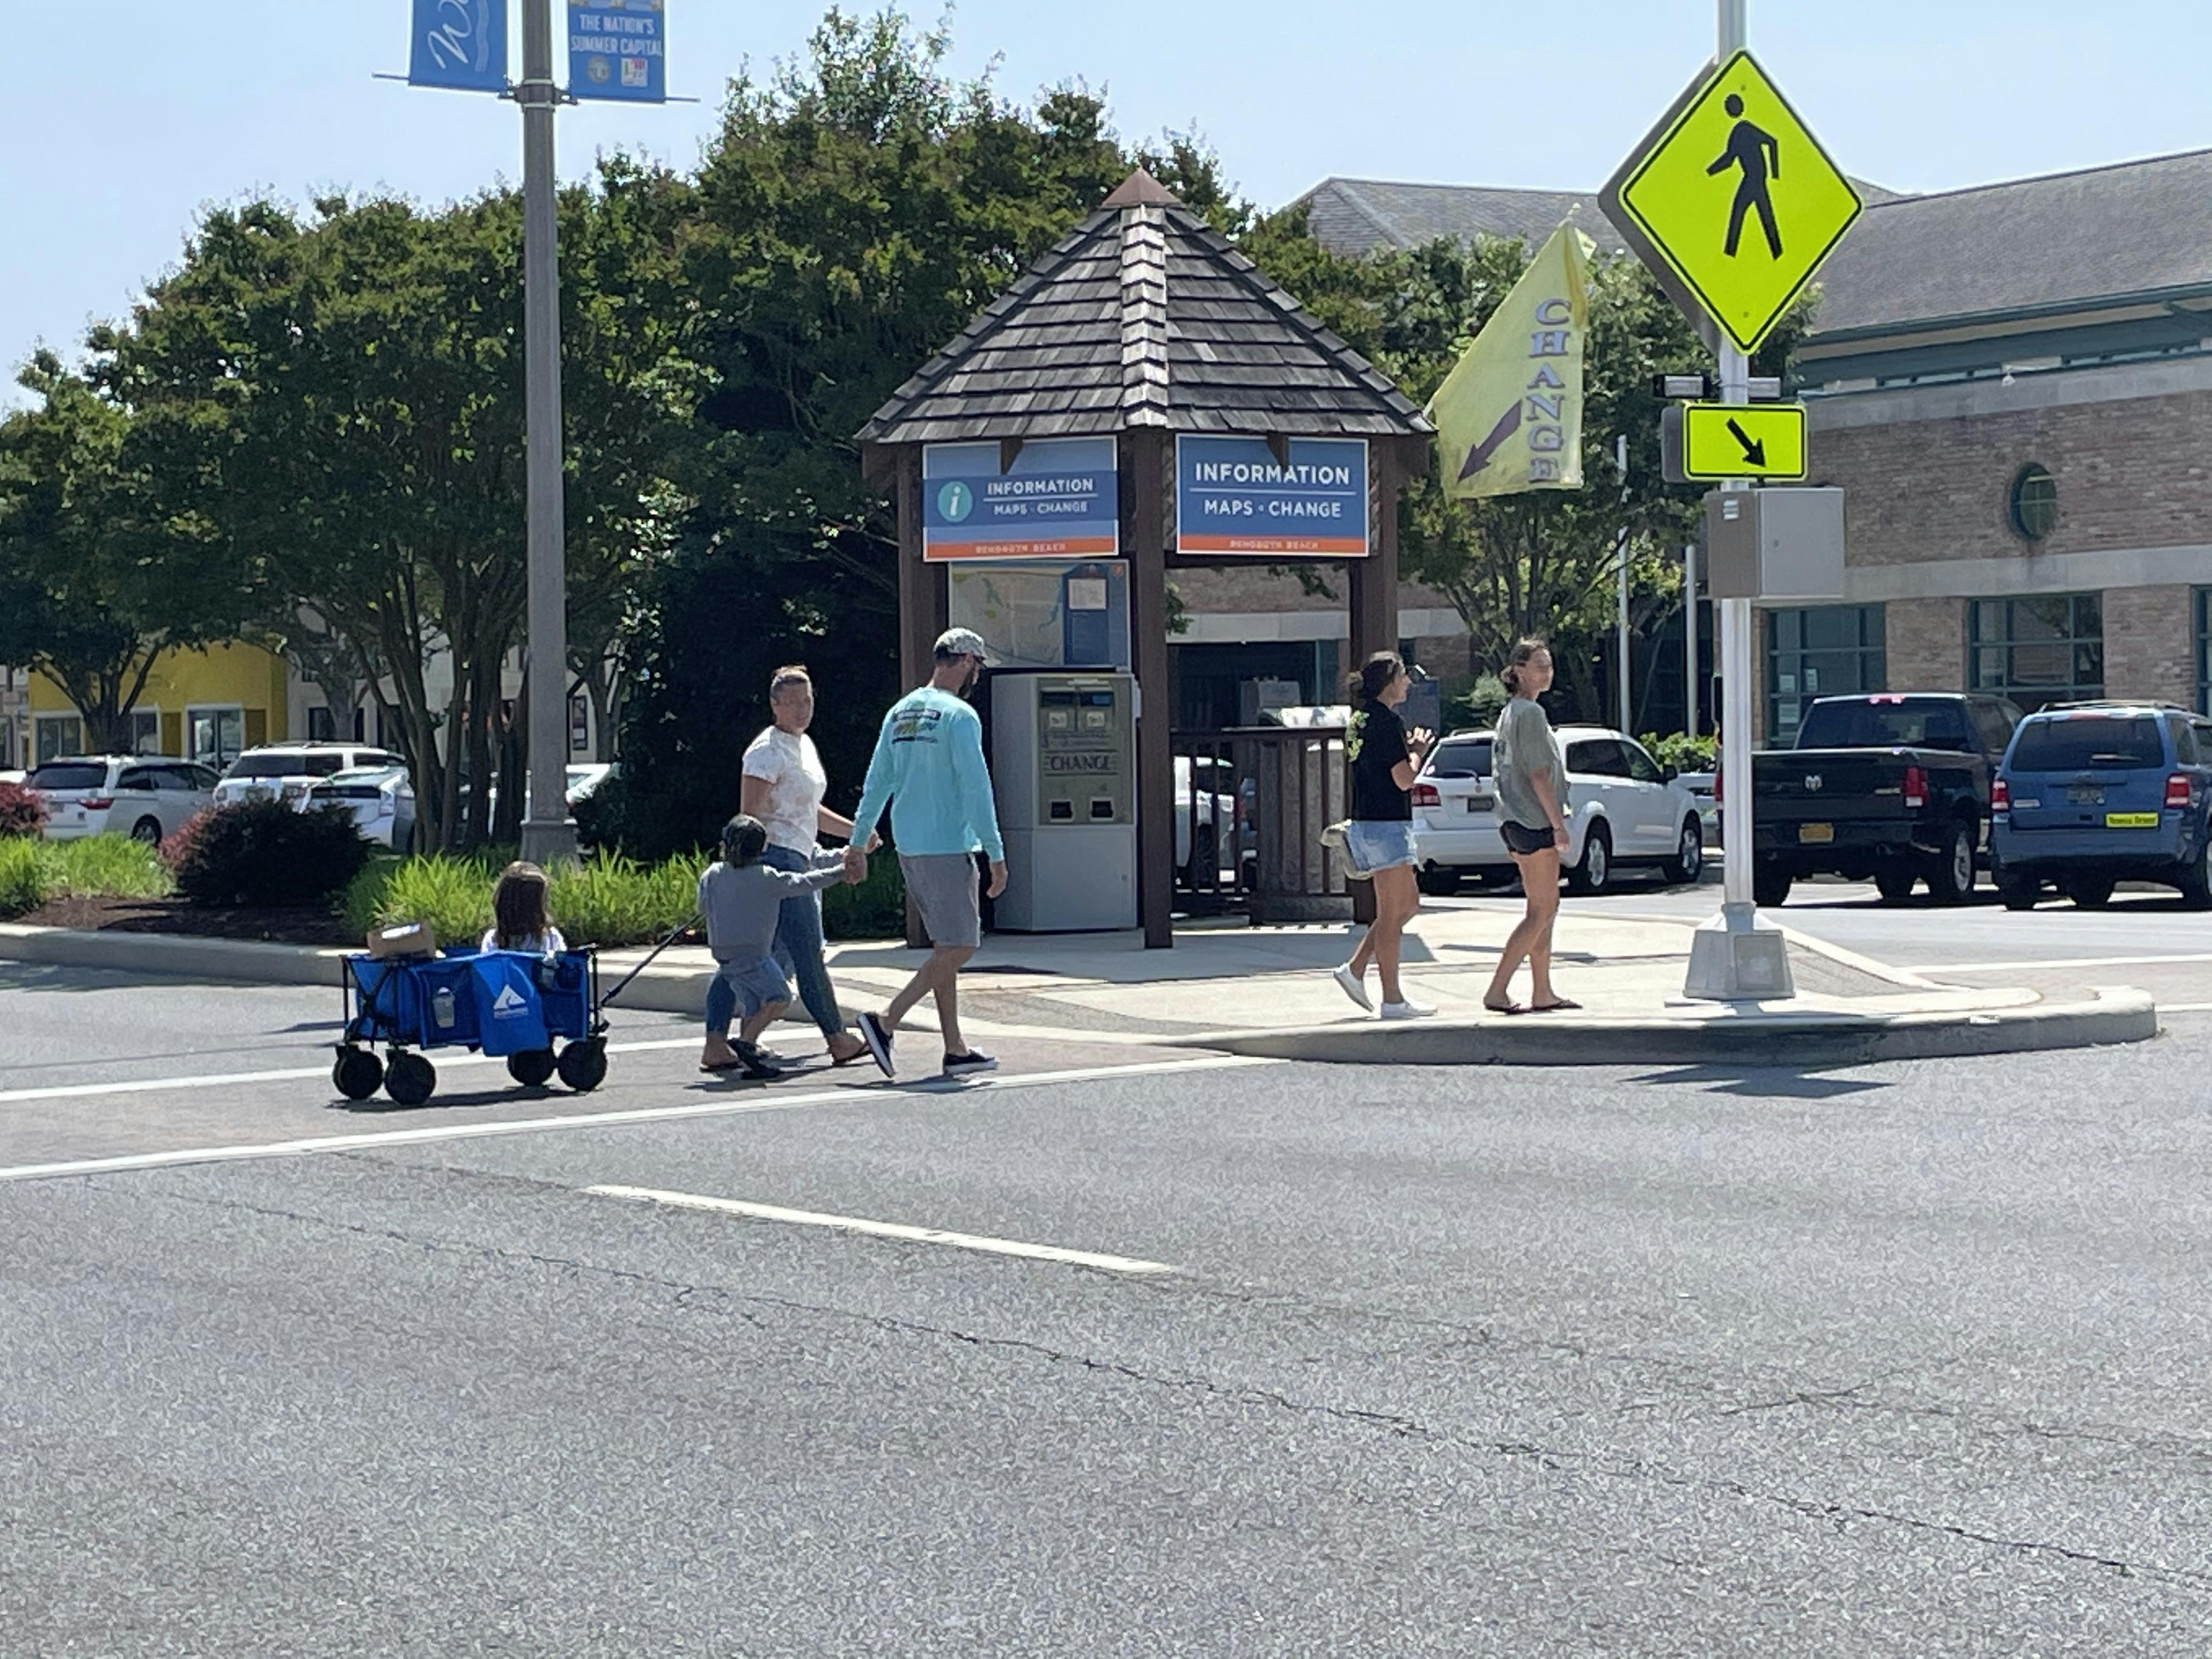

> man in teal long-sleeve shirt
[847,628,1006,1079]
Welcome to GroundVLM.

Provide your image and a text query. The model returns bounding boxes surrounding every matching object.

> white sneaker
[1379,1000,1437,1020]
[1332,964,1373,1012]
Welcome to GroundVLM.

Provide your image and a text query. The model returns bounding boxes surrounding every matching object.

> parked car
[27,755,218,844]
[565,762,616,810]
[1991,703,2212,910]
[1173,754,1243,881]
[1411,725,1705,896]
[1744,693,2021,909]
[0,770,24,788]
[213,744,405,811]
[307,765,417,852]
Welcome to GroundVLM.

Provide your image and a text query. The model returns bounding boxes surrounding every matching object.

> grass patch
[345,849,708,949]
[0,834,172,920]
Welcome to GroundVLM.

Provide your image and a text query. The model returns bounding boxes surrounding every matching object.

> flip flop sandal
[1483,1000,1530,1017]
[1529,998,1584,1013]
[699,1059,747,1073]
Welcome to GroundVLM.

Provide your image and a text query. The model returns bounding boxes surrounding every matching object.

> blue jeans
[705,956,791,1036]
[759,843,847,1037]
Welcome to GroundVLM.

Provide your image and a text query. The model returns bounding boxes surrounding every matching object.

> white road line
[587,1184,1180,1275]
[1918,952,2212,975]
[2159,1002,2212,1014]
[0,1037,706,1108]
[0,1055,1274,1184]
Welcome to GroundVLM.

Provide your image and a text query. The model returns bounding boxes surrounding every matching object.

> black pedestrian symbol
[1708,92,1782,258]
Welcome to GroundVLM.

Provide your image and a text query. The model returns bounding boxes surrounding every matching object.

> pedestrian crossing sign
[1601,50,1863,353]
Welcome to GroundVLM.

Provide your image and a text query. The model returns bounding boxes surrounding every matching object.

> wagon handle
[599,911,703,1010]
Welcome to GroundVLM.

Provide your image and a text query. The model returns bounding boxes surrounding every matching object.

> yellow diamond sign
[1601,50,1862,353]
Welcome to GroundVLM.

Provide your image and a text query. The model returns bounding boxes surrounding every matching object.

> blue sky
[5,1,2208,401]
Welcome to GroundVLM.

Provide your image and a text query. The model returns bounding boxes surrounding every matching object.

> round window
[2008,463,2058,541]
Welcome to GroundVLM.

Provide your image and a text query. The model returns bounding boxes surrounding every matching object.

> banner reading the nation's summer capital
[569,1,668,102]
[407,0,507,93]
[1428,222,1593,498]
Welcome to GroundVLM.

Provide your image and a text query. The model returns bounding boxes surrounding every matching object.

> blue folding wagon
[334,946,608,1105]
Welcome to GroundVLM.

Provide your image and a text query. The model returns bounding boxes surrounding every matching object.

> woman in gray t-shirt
[1483,640,1577,1014]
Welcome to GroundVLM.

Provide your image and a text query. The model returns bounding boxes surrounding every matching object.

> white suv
[29,756,219,843]
[213,744,404,811]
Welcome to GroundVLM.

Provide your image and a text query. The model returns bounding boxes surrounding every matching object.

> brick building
[1292,153,2212,737]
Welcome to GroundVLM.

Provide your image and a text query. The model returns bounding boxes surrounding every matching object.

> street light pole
[518,0,577,866]
[1615,433,1632,734]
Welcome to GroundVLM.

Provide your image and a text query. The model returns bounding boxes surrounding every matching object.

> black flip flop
[1528,998,1583,1014]
[1483,1000,1530,1017]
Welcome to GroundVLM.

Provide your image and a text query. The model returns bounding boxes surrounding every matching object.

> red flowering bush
[0,781,46,840]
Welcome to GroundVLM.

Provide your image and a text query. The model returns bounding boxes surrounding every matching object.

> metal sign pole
[1614,433,1631,734]
[1683,541,1699,740]
[518,0,578,866]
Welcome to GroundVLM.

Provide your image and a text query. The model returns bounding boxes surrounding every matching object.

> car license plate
[2106,812,2159,828]
[1464,795,1492,813]
[1798,822,1834,845]
[2068,787,2103,805]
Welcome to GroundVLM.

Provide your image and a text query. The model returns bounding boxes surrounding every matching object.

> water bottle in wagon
[432,985,456,1031]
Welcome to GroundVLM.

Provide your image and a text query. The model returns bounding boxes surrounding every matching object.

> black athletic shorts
[1500,820,1556,856]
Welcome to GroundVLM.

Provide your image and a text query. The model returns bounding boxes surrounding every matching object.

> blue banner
[1175,436,1370,558]
[408,0,507,93]
[922,438,1120,563]
[569,1,667,102]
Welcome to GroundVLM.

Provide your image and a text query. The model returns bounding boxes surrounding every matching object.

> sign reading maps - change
[1175,436,1369,558]
[922,438,1120,563]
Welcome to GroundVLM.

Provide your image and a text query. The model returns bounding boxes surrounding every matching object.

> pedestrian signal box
[988,670,1138,932]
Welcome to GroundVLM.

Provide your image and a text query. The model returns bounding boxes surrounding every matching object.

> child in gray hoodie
[699,815,852,1076]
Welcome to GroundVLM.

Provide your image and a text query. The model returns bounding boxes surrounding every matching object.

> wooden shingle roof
[857,171,1432,450]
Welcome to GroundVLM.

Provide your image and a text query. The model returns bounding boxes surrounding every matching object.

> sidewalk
[0,906,2155,1066]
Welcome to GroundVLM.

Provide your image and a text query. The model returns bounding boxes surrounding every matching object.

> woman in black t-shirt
[1333,652,1434,1020]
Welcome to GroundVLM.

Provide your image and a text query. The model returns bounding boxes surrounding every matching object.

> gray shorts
[900,853,981,949]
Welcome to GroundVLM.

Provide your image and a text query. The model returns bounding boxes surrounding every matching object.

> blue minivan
[1991,703,2212,909]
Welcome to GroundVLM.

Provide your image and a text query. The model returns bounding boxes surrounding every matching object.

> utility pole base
[519,817,581,870]
[1683,901,1796,1001]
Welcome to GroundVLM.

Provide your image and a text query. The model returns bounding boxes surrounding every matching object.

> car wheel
[1996,868,2041,911]
[556,1039,608,1093]
[1662,816,1703,885]
[1874,865,1918,904]
[1924,822,1977,907]
[1182,826,1217,887]
[506,1048,558,1088]
[2177,838,2212,910]
[1753,861,1793,909]
[130,816,163,846]
[1567,823,1611,895]
[2063,876,2115,911]
[1417,864,1462,897]
[383,1051,437,1107]
[331,1047,383,1102]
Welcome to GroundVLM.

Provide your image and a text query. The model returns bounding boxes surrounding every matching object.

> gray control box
[1703,487,1846,603]
[989,671,1138,932]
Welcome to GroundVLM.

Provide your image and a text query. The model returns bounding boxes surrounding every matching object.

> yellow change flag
[1429,222,1593,499]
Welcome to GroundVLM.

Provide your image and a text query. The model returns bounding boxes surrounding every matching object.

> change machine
[989,670,1138,932]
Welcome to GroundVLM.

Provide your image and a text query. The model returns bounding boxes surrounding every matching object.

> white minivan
[29,756,219,844]
[1410,725,1706,895]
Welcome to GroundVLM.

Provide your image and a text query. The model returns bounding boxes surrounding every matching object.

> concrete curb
[0,923,351,989]
[1181,988,2159,1068]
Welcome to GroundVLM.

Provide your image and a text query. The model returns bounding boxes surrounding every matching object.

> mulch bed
[15,894,358,948]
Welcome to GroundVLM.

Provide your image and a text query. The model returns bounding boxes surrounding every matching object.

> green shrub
[1642,732,1719,775]
[173,800,374,907]
[343,851,497,944]
[549,852,705,947]
[0,781,46,839]
[50,835,172,900]
[0,839,58,918]
[1450,673,1510,732]
[823,850,906,940]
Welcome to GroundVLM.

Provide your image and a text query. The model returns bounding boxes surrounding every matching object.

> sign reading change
[1601,50,1862,353]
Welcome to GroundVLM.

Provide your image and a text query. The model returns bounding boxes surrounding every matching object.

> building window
[2198,589,2211,716]
[1766,605,1886,743]
[307,704,336,743]
[188,706,246,768]
[128,709,161,755]
[1968,594,2102,713]
[34,714,84,764]
[2008,463,2058,541]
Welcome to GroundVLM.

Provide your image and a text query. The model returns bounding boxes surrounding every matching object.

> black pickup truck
[1745,693,2023,907]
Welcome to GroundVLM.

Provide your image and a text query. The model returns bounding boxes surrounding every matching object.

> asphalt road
[4,935,2210,1654]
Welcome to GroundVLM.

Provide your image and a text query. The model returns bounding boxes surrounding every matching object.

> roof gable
[857,172,1431,449]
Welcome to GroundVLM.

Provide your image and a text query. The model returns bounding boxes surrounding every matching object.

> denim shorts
[1344,820,1417,877]
[717,955,792,1019]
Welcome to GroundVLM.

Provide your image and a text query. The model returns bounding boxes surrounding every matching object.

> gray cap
[933,627,991,662]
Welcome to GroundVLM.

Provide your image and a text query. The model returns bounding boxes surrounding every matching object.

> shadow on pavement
[1629,1064,1892,1101]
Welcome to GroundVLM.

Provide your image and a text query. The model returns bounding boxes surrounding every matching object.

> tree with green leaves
[0,353,253,754]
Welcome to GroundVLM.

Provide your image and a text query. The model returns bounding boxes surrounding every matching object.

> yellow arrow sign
[1603,51,1861,352]
[1680,403,1806,479]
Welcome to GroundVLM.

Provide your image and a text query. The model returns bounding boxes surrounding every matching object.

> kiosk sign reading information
[923,437,1119,562]
[1601,50,1861,352]
[1175,436,1369,557]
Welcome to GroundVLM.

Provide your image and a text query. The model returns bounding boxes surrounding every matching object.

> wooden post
[894,449,947,949]
[1346,448,1402,927]
[1128,427,1175,949]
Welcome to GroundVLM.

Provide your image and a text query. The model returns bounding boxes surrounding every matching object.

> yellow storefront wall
[27,641,289,761]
